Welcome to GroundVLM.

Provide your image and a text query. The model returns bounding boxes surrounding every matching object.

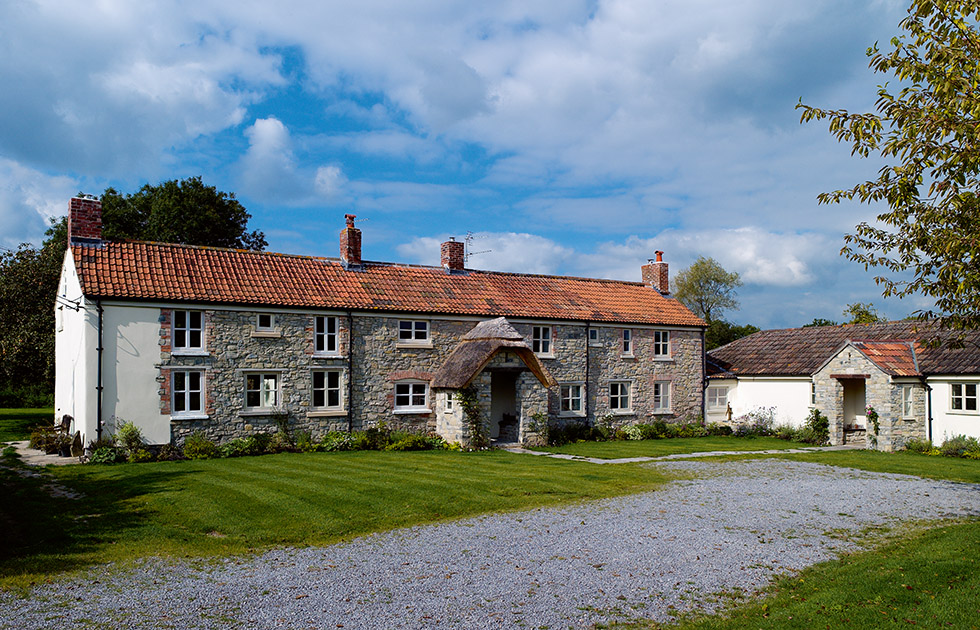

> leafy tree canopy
[100,177,266,250]
[672,256,742,324]
[843,301,886,325]
[798,1,980,333]
[803,318,839,328]
[0,177,265,405]
[706,320,760,350]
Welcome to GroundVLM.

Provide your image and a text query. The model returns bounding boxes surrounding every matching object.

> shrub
[266,430,296,454]
[547,421,594,446]
[792,408,830,445]
[385,434,447,451]
[733,407,776,438]
[706,422,733,437]
[183,431,220,460]
[115,421,145,454]
[156,443,185,461]
[128,448,156,463]
[221,436,264,458]
[295,431,316,453]
[321,431,355,451]
[773,424,796,441]
[940,435,980,458]
[903,437,934,454]
[363,423,392,450]
[29,426,61,454]
[89,446,125,464]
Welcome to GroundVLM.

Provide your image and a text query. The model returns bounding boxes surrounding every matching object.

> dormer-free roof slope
[708,321,980,377]
[71,241,705,327]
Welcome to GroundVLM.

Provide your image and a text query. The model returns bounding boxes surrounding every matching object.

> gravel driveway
[3,459,979,630]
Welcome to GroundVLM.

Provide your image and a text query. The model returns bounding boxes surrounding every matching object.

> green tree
[672,256,743,324]
[706,320,760,350]
[797,1,980,333]
[803,318,839,328]
[843,302,886,325]
[0,178,265,405]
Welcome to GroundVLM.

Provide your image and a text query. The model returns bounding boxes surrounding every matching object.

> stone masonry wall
[812,346,927,451]
[159,306,704,446]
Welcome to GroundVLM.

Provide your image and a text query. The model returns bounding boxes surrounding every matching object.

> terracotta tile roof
[851,341,918,376]
[707,321,980,377]
[72,241,705,327]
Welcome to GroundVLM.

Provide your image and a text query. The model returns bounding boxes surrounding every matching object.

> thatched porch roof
[431,317,557,389]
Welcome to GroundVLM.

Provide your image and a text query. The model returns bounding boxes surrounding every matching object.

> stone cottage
[707,322,980,450]
[55,196,706,448]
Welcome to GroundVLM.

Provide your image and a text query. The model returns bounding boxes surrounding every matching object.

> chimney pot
[441,238,466,273]
[67,195,103,244]
[642,252,669,294]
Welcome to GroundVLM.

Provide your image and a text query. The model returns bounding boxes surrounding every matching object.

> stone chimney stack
[339,214,361,268]
[641,251,669,294]
[67,195,103,244]
[441,237,465,273]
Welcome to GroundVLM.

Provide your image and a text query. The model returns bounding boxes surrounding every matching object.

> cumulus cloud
[397,232,575,275]
[0,158,79,248]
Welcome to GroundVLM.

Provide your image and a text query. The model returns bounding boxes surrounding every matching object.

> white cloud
[314,166,346,198]
[0,158,79,248]
[397,232,574,275]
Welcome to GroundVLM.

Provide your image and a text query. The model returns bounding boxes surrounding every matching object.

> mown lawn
[540,436,810,459]
[0,448,673,589]
[0,408,53,442]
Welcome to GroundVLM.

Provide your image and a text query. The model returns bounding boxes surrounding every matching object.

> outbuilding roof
[71,241,706,326]
[708,321,980,377]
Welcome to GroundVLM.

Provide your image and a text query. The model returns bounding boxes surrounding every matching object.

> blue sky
[0,0,924,328]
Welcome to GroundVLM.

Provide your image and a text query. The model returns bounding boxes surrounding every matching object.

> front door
[490,371,518,441]
[841,378,867,429]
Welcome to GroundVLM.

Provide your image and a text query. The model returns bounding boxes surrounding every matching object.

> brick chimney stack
[441,237,465,273]
[67,195,103,244]
[642,251,669,294]
[340,214,361,268]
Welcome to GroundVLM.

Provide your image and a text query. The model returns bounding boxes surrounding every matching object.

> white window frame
[172,310,204,353]
[394,380,430,413]
[314,315,339,355]
[559,383,585,416]
[397,320,430,346]
[532,325,553,356]
[244,372,281,410]
[172,369,205,417]
[653,330,670,359]
[621,329,633,357]
[312,369,344,410]
[902,385,914,418]
[706,386,727,410]
[588,327,601,346]
[653,381,671,413]
[609,381,632,413]
[811,381,817,406]
[445,392,456,412]
[255,313,275,332]
[950,382,978,414]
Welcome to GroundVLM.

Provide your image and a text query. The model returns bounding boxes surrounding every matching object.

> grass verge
[758,449,980,485]
[0,408,53,442]
[0,449,673,590]
[540,436,811,459]
[620,519,980,630]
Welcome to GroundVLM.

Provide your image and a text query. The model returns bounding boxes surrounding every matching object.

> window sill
[171,413,209,421]
[393,408,432,415]
[558,412,585,418]
[312,352,345,359]
[172,349,209,357]
[620,354,636,360]
[251,330,282,338]
[948,410,979,416]
[396,342,433,349]
[535,354,555,360]
[650,410,673,415]
[610,410,634,415]
[652,357,673,362]
[307,410,347,418]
